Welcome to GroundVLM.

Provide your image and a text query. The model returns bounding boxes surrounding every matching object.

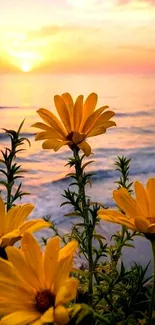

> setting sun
[21,62,31,72]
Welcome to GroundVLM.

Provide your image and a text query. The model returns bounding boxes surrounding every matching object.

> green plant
[0,120,30,210]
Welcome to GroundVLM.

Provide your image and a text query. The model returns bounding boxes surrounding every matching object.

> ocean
[0,73,155,272]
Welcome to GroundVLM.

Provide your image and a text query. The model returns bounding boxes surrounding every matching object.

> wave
[0,132,35,140]
[113,126,155,134]
[50,161,155,186]
[1,105,154,117]
[117,109,155,117]
[0,106,20,109]
[0,106,36,109]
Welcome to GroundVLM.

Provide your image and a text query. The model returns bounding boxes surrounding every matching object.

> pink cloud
[117,0,130,4]
[117,0,155,5]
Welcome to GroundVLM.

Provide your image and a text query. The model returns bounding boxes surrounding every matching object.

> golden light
[21,62,31,72]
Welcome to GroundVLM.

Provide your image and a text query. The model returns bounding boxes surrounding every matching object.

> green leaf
[17,119,25,135]
[0,169,8,177]
[82,160,94,170]
[64,211,81,217]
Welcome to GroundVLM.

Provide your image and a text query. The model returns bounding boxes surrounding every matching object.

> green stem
[73,147,93,306]
[148,239,155,324]
[6,147,15,211]
[6,185,12,212]
[94,312,111,324]
[88,229,93,305]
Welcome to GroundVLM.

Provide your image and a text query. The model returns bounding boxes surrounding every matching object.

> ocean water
[0,73,155,271]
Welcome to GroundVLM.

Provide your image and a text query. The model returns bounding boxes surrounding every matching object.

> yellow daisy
[32,92,116,156]
[0,232,78,325]
[98,178,155,235]
[0,196,50,248]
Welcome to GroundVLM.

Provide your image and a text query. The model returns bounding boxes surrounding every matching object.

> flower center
[66,131,74,141]
[35,289,55,313]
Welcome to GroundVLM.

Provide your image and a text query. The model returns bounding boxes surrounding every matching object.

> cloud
[117,45,155,52]
[28,26,62,39]
[116,0,155,6]
[117,0,130,4]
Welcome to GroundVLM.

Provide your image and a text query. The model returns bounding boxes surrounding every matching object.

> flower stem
[73,147,93,306]
[148,239,155,324]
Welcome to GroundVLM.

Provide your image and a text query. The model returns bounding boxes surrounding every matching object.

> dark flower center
[66,131,74,141]
[35,289,55,313]
[0,246,8,260]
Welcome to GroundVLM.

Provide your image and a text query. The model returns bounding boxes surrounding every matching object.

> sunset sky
[0,0,155,74]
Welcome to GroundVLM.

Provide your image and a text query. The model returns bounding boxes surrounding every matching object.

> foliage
[0,120,30,210]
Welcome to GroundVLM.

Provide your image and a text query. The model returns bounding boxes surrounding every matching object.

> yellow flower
[0,232,78,325]
[98,178,155,235]
[32,92,116,156]
[0,197,50,247]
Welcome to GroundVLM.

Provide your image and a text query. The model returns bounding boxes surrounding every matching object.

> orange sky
[0,0,155,74]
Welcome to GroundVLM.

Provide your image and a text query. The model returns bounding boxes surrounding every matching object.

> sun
[21,62,31,72]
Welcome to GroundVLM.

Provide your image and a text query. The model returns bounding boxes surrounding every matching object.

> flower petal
[78,141,91,156]
[82,106,107,134]
[87,126,106,138]
[54,306,70,325]
[4,206,20,233]
[44,237,60,288]
[41,307,54,324]
[134,216,150,233]
[9,204,34,229]
[58,240,78,261]
[19,219,50,234]
[21,232,45,289]
[31,319,42,325]
[54,95,72,133]
[94,111,115,124]
[73,95,84,131]
[0,311,39,325]
[31,122,53,131]
[54,241,78,294]
[86,110,115,136]
[113,188,140,217]
[6,246,41,291]
[61,93,74,129]
[42,140,69,151]
[61,93,74,113]
[101,121,116,128]
[80,93,98,130]
[55,278,78,306]
[0,258,29,289]
[1,230,21,247]
[146,178,155,218]
[35,131,61,141]
[98,209,135,229]
[134,181,150,218]
[0,301,34,314]
[37,108,67,138]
